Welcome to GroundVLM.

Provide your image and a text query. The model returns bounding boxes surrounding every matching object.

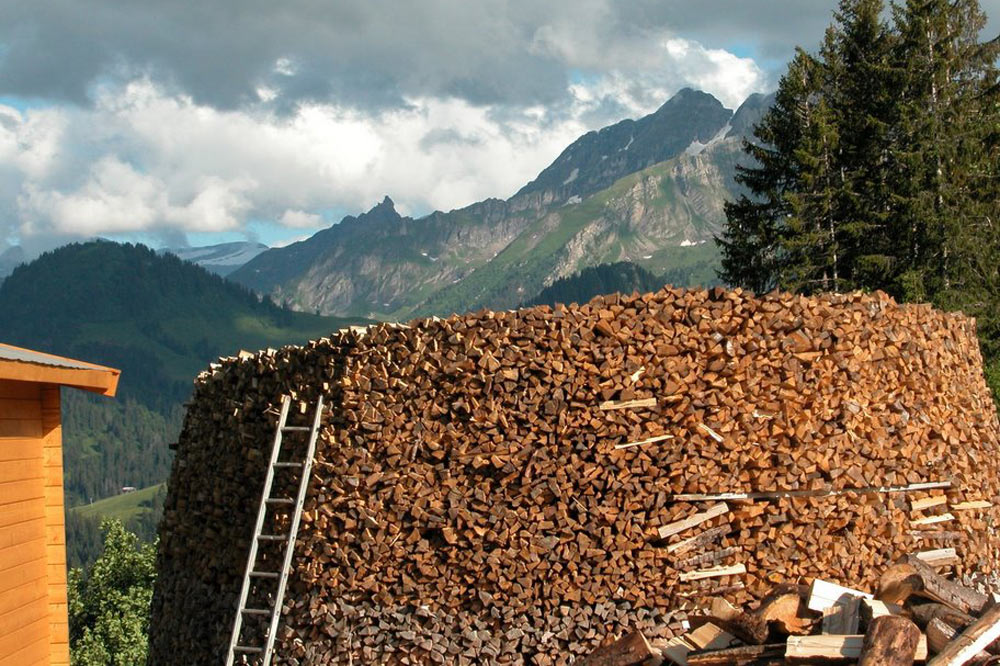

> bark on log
[858,616,921,666]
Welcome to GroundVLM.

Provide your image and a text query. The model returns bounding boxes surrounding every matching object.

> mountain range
[231,89,773,318]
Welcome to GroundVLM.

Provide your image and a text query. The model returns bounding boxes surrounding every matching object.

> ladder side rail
[225,395,292,666]
[261,395,325,666]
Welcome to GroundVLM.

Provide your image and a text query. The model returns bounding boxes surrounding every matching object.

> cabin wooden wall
[0,379,68,666]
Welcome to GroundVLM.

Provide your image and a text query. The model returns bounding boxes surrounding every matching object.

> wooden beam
[951,500,991,511]
[786,635,927,661]
[671,481,951,502]
[807,579,873,613]
[659,623,742,666]
[665,526,728,554]
[911,513,955,526]
[679,563,746,582]
[927,604,1000,666]
[822,596,861,635]
[686,644,785,666]
[599,397,657,411]
[915,548,959,567]
[658,503,730,540]
[911,495,948,511]
[615,434,674,450]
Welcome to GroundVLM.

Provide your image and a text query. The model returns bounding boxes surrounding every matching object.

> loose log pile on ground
[147,287,1000,665]
[581,555,1000,665]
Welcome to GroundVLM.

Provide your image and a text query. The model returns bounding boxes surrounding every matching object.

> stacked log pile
[582,554,1000,665]
[147,287,1000,665]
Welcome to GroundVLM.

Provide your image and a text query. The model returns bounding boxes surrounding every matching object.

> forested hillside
[0,241,360,564]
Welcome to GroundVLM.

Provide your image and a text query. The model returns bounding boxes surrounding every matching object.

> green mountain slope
[0,241,362,565]
[232,89,770,318]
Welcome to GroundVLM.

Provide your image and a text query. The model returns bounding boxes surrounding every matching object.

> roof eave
[0,358,121,397]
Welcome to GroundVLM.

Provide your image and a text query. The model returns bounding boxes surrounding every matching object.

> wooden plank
[671,480,951,502]
[0,400,41,420]
[0,634,48,666]
[0,538,45,572]
[0,615,48,661]
[0,515,45,551]
[822,596,861,635]
[675,546,739,569]
[0,478,45,505]
[666,525,728,554]
[807,579,873,612]
[912,513,955,526]
[911,495,948,511]
[951,501,991,511]
[0,439,41,463]
[0,499,46,529]
[0,460,45,486]
[599,397,657,411]
[909,530,963,541]
[658,503,730,539]
[0,576,47,616]
[0,420,41,438]
[660,623,742,666]
[915,548,959,567]
[0,381,40,401]
[786,635,927,661]
[679,563,746,582]
[927,604,1000,666]
[686,644,785,666]
[614,434,673,450]
[0,594,47,637]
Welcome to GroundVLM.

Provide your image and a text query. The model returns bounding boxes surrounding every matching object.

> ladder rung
[234,646,263,653]
[257,534,289,541]
[282,426,311,432]
[265,497,294,505]
[241,608,272,616]
[272,462,303,468]
[249,570,280,579]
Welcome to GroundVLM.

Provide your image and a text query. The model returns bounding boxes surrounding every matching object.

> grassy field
[72,483,165,523]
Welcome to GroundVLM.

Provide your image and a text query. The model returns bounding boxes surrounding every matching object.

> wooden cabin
[0,343,119,666]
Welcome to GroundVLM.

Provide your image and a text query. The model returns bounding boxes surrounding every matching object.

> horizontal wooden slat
[0,420,42,439]
[0,478,45,505]
[0,615,48,661]
[0,499,45,528]
[0,516,45,550]
[0,440,41,462]
[0,594,47,637]
[0,381,40,401]
[0,575,47,614]
[0,539,45,573]
[0,400,41,420]
[0,634,48,666]
[0,460,45,484]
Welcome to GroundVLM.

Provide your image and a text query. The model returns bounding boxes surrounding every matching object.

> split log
[909,603,976,632]
[857,615,921,666]
[786,635,928,661]
[927,605,1000,666]
[755,584,816,636]
[658,504,730,540]
[685,644,785,666]
[577,630,658,666]
[808,579,873,612]
[708,598,769,644]
[878,558,988,615]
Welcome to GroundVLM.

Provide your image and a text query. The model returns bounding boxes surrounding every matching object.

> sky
[1,1,998,255]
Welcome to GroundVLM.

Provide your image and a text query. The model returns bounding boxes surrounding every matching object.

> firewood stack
[580,555,1000,665]
[147,287,1000,665]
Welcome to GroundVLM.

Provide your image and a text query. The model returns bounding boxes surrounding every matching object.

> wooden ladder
[225,394,324,666]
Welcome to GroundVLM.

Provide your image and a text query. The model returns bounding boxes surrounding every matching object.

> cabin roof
[0,342,120,396]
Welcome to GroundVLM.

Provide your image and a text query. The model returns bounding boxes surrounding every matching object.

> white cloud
[279,209,322,228]
[0,28,765,247]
